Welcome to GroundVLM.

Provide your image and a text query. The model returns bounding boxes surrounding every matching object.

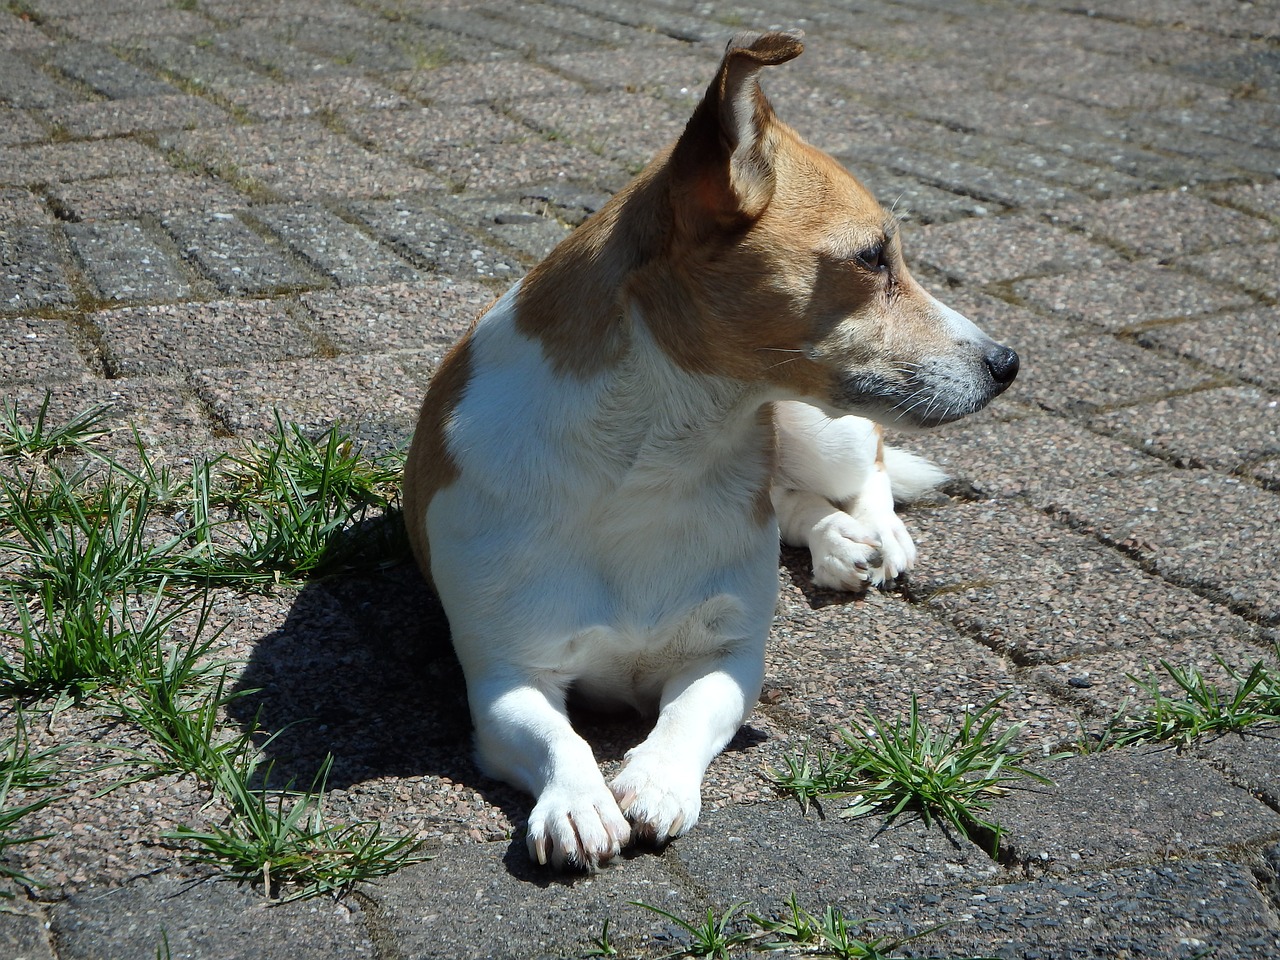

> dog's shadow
[225,530,765,881]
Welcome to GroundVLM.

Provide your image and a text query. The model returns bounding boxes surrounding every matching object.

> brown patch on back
[753,403,778,527]
[403,333,474,587]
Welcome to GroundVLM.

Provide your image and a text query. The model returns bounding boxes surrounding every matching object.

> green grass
[628,895,987,959]
[0,718,62,892]
[770,696,1053,855]
[0,401,422,899]
[1100,652,1280,748]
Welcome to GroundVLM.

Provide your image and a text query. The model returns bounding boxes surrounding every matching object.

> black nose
[984,344,1019,386]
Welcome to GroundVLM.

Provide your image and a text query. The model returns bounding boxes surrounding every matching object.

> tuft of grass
[0,719,62,892]
[771,696,1053,854]
[0,393,113,461]
[1102,653,1280,748]
[170,753,431,901]
[631,900,756,959]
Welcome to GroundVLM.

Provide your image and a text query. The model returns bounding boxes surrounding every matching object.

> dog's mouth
[833,344,1019,429]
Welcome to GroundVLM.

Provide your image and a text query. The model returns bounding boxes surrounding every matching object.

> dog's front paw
[526,781,631,870]
[809,509,916,591]
[610,751,701,845]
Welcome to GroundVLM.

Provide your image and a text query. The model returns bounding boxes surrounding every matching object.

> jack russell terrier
[403,30,1018,869]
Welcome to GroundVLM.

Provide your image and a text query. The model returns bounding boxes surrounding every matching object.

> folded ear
[671,30,804,231]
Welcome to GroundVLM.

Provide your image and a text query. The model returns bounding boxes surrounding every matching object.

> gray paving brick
[299,277,491,355]
[47,170,248,220]
[0,139,166,185]
[161,210,318,294]
[120,33,271,95]
[910,215,1120,286]
[0,8,49,52]
[0,186,50,225]
[60,8,208,43]
[0,224,76,312]
[441,194,572,263]
[0,51,82,109]
[392,60,584,106]
[1044,471,1280,623]
[46,94,230,139]
[1192,727,1280,811]
[1146,309,1280,396]
[907,499,1262,665]
[221,75,409,122]
[894,860,1280,960]
[1091,386,1280,472]
[49,876,376,960]
[50,41,179,99]
[0,316,88,383]
[252,203,419,288]
[1176,241,1280,299]
[65,219,195,302]
[0,106,45,146]
[1015,259,1257,332]
[347,198,522,281]
[93,298,319,376]
[0,903,53,960]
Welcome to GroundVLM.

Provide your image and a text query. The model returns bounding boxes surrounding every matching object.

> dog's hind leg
[772,401,943,590]
[467,673,631,870]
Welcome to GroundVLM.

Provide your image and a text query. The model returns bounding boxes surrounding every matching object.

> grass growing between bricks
[0,396,426,900]
[770,696,1054,858]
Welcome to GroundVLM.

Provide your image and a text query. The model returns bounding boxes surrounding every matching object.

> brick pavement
[1,1,1279,958]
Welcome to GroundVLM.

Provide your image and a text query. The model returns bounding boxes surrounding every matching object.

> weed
[771,697,1052,854]
[171,753,430,901]
[0,719,62,891]
[584,917,618,957]
[0,393,112,461]
[1104,653,1280,747]
[632,899,755,959]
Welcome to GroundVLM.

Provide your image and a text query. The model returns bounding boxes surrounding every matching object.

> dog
[403,30,1018,869]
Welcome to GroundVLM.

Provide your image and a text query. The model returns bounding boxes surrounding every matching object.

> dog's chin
[824,373,1012,431]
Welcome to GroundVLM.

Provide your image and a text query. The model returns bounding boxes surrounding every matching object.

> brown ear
[671,30,804,231]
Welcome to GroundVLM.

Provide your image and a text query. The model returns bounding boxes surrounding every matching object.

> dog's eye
[853,243,887,273]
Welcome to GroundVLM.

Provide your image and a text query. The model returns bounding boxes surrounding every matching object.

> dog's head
[651,31,1018,428]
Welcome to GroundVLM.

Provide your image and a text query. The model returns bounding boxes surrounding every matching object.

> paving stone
[347,197,523,281]
[904,414,1161,502]
[65,219,195,301]
[0,903,53,960]
[346,105,621,193]
[0,224,76,311]
[161,210,319,294]
[1044,471,1280,623]
[1,376,216,449]
[0,187,50,225]
[46,93,230,139]
[910,215,1121,286]
[1050,190,1276,259]
[299,277,492,355]
[1015,259,1257,332]
[221,75,410,122]
[0,106,46,146]
[1218,180,1280,221]
[894,860,1280,960]
[511,91,687,172]
[906,499,1262,666]
[169,119,442,200]
[0,139,166,186]
[120,33,270,95]
[545,45,710,100]
[0,316,89,383]
[1092,386,1280,472]
[1176,241,1280,299]
[93,298,319,376]
[767,583,1080,750]
[441,193,572,262]
[1138,307,1280,391]
[0,9,48,52]
[252,203,420,288]
[853,168,1005,224]
[0,52,82,109]
[672,800,1000,919]
[392,60,584,105]
[49,41,179,99]
[370,844,684,960]
[189,351,437,443]
[60,8,208,43]
[1029,634,1280,723]
[1191,726,1280,811]
[49,876,376,959]
[991,749,1280,872]
[47,170,249,220]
